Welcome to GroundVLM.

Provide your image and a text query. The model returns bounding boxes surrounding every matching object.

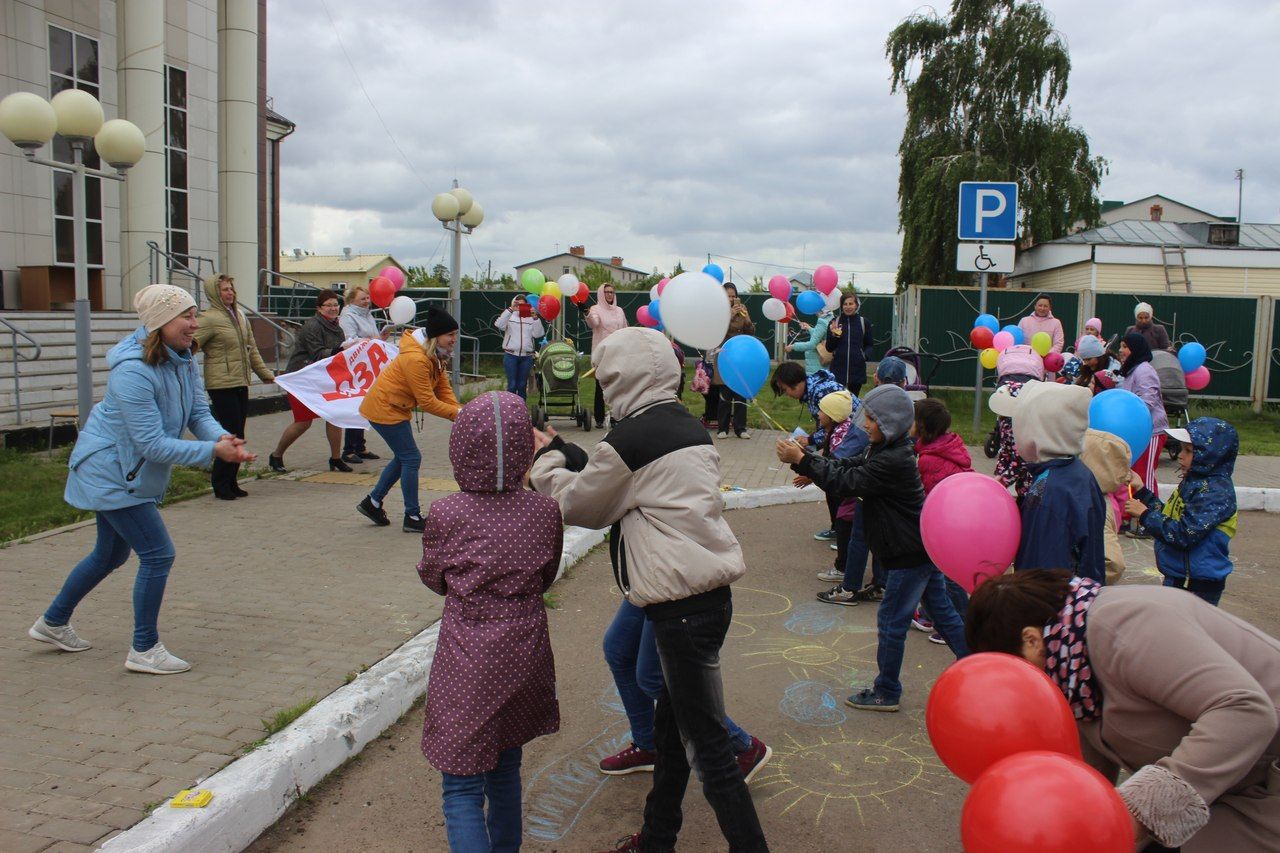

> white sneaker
[29,617,92,652]
[816,568,844,583]
[716,431,729,439]
[125,642,191,675]
[737,430,751,439]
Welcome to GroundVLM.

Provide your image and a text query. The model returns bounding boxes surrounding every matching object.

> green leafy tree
[887,0,1107,286]
[579,263,615,288]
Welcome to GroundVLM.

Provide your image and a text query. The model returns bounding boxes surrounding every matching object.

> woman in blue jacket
[824,291,874,395]
[1127,418,1239,606]
[29,284,255,675]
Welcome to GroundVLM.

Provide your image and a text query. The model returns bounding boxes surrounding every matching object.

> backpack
[692,359,712,394]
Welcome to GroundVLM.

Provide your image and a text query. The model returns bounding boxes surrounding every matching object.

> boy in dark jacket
[776,384,968,712]
[990,380,1106,583]
[1126,418,1238,606]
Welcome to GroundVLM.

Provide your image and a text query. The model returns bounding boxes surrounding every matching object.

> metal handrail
[147,240,215,306]
[1,317,43,424]
[458,333,480,376]
[235,300,298,375]
[258,269,319,318]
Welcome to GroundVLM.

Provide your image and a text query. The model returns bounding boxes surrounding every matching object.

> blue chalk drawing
[779,680,847,726]
[598,682,627,715]
[523,719,632,842]
[784,603,844,636]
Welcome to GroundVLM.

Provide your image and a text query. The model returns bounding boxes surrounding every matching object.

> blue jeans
[503,353,534,399]
[920,577,970,623]
[440,746,522,852]
[368,420,422,518]
[44,503,175,652]
[842,502,884,592]
[602,599,751,754]
[1162,574,1225,606]
[873,564,969,702]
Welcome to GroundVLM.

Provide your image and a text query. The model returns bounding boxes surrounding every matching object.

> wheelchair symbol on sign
[974,245,994,271]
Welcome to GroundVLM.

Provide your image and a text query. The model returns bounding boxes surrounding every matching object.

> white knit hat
[1134,301,1154,319]
[134,284,196,333]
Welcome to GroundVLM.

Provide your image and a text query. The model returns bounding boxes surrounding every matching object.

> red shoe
[737,736,774,784]
[598,833,642,852]
[599,743,657,775]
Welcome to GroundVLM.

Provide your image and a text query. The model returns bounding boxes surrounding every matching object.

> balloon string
[750,398,788,433]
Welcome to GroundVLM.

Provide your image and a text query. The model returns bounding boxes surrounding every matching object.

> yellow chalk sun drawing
[738,634,876,683]
[752,730,957,825]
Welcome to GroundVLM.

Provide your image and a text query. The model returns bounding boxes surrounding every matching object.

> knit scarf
[1043,576,1103,721]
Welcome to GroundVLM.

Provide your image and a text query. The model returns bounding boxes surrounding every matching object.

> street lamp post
[431,182,484,387]
[0,90,144,428]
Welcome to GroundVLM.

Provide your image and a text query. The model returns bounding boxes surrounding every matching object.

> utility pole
[1236,169,1244,225]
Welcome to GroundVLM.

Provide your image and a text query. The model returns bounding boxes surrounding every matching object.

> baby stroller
[1152,349,1190,460]
[983,345,1045,458]
[881,346,940,402]
[533,339,590,431]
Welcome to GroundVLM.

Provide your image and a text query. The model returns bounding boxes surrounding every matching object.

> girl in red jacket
[913,398,974,643]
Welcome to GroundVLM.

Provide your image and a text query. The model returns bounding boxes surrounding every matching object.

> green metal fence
[1268,301,1280,402]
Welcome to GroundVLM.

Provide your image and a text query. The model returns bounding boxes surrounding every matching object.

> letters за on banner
[273,339,399,429]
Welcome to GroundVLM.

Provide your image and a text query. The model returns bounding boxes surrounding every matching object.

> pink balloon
[1043,352,1064,372]
[991,331,1015,352]
[1186,366,1211,391]
[381,266,406,290]
[921,472,1020,593]
[637,305,658,328]
[656,277,670,296]
[767,275,792,302]
[813,265,838,295]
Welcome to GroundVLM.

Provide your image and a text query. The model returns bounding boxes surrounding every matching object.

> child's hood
[448,391,533,493]
[1007,380,1090,463]
[1184,417,1238,479]
[916,432,971,469]
[1080,428,1131,493]
[593,327,681,420]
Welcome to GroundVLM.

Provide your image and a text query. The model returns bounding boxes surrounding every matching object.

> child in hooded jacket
[1081,428,1132,584]
[1126,418,1239,606]
[418,392,563,852]
[911,399,973,638]
[777,384,969,712]
[991,380,1106,583]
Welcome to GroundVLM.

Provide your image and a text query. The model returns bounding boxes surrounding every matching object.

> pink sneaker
[737,736,773,784]
[599,743,657,775]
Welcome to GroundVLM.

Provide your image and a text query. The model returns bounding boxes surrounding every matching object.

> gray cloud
[268,0,1280,292]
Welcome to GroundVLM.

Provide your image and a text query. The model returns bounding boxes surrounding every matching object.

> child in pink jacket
[913,398,973,641]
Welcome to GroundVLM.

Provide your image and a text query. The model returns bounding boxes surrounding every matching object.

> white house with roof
[514,245,649,288]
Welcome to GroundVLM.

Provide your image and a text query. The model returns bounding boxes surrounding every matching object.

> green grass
[0,448,214,543]
[261,697,318,736]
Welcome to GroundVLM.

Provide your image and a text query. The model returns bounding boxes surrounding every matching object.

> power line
[319,1,433,194]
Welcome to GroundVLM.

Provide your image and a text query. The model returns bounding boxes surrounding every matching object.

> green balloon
[521,269,546,295]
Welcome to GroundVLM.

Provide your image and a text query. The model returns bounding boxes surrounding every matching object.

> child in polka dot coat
[417,391,564,851]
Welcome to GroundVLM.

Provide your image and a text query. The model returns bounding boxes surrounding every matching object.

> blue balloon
[1089,389,1153,466]
[648,300,662,326]
[1001,324,1024,346]
[796,290,826,315]
[1178,341,1206,373]
[975,313,999,333]
[702,263,725,283]
[527,294,540,312]
[717,335,771,400]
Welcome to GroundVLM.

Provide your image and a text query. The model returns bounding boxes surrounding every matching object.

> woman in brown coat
[966,570,1280,851]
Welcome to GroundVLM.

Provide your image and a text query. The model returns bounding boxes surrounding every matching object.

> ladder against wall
[1161,245,1192,293]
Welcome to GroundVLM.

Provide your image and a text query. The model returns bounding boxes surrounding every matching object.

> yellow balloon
[1031,331,1052,356]
[543,281,562,300]
[980,348,999,370]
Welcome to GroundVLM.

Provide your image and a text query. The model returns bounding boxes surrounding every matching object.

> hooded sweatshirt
[1081,428,1133,583]
[194,276,274,389]
[585,283,628,352]
[1133,418,1239,582]
[1018,311,1065,354]
[418,392,563,775]
[530,327,746,614]
[1010,381,1107,582]
[338,302,380,341]
[916,431,973,495]
[789,312,833,375]
[793,385,930,569]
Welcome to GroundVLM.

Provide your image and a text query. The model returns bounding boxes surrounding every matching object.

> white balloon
[762,297,787,322]
[388,295,416,325]
[824,287,843,312]
[557,273,579,292]
[659,271,730,351]
[649,284,661,302]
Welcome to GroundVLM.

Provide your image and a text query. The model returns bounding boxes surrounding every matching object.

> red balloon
[1186,365,1211,391]
[1043,352,1065,372]
[538,294,561,321]
[970,326,994,349]
[782,302,796,323]
[961,752,1131,853]
[369,276,395,309]
[570,281,590,304]
[926,653,1080,783]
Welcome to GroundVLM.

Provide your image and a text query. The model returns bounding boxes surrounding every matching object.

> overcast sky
[267,1,1280,293]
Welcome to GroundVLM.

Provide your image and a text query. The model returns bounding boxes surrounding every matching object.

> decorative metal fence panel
[1269,300,1280,402]
[1093,293,1257,400]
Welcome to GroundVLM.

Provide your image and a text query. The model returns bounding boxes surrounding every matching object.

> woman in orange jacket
[356,307,462,532]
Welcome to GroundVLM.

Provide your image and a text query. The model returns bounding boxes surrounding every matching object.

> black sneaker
[341,452,365,465]
[854,584,884,602]
[357,450,381,460]
[847,687,899,712]
[357,496,390,527]
[403,514,426,533]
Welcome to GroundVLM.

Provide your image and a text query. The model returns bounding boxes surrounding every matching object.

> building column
[117,0,167,306]
[218,0,259,305]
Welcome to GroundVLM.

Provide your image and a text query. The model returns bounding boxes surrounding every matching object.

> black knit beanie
[424,306,459,338]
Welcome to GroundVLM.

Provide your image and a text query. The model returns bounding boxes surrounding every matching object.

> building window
[165,66,189,263]
[563,266,570,274]
[49,25,103,267]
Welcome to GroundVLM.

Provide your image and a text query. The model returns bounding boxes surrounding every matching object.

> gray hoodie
[860,384,915,443]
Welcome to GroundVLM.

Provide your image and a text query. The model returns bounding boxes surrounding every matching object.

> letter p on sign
[958,182,1018,241]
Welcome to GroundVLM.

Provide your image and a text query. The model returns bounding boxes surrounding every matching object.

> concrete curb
[96,484,827,852]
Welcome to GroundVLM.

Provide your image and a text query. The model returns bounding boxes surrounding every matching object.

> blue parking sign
[957,182,1018,241]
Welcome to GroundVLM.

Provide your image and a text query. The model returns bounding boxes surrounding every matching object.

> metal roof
[279,254,401,274]
[1052,220,1280,250]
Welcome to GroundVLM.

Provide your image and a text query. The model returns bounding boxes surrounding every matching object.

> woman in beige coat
[194,274,274,499]
[966,570,1279,851]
